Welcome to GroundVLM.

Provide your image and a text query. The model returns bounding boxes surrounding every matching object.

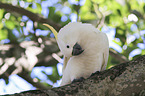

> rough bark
[4,55,145,96]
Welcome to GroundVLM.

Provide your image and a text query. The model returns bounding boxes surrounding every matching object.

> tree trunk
[4,55,145,96]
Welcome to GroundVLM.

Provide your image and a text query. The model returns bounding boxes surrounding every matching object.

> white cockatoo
[43,22,109,86]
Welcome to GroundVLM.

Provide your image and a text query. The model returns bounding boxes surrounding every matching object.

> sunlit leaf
[36,3,42,14]
[27,0,33,2]
[0,22,3,29]
[5,21,15,30]
[112,39,122,46]
[142,50,145,55]
[0,9,4,19]
[0,29,8,40]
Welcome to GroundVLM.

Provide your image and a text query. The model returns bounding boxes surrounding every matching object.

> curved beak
[72,43,84,56]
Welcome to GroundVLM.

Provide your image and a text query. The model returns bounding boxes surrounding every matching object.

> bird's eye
[66,45,70,48]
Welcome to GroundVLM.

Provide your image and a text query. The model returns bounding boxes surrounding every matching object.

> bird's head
[43,22,85,58]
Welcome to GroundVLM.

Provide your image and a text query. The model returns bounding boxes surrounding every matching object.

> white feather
[57,22,109,86]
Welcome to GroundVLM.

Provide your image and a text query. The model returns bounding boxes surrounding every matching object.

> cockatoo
[43,22,109,86]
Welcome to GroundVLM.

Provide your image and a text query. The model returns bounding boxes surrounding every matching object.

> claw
[90,71,100,77]
[72,77,85,83]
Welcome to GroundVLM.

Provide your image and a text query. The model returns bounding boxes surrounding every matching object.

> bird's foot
[72,77,85,83]
[91,71,100,76]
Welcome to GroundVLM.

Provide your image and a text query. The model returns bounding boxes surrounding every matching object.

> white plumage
[44,22,109,86]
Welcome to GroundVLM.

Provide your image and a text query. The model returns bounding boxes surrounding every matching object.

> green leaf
[117,9,121,16]
[0,29,8,40]
[142,50,145,55]
[53,13,61,23]
[48,7,61,23]
[123,44,138,58]
[27,0,33,2]
[80,0,97,20]
[36,3,42,14]
[5,21,15,30]
[27,3,42,14]
[0,9,4,19]
[105,15,110,24]
[0,23,3,30]
[72,4,80,12]
[46,66,61,83]
[143,4,145,13]
[48,7,55,18]
[115,26,126,46]
[112,39,122,46]
[7,29,18,43]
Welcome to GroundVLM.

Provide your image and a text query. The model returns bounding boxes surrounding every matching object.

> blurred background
[0,0,145,95]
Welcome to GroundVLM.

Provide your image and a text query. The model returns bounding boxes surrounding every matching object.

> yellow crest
[43,24,58,40]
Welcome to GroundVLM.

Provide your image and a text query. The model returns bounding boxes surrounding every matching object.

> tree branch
[5,55,145,96]
[0,2,61,31]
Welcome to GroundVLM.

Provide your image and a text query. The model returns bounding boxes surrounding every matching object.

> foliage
[0,0,144,94]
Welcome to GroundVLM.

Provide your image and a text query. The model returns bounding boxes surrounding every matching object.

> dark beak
[72,43,84,56]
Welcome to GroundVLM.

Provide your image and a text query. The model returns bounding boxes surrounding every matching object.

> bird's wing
[60,56,71,86]
[62,56,70,74]
[101,51,109,71]
[99,32,109,71]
